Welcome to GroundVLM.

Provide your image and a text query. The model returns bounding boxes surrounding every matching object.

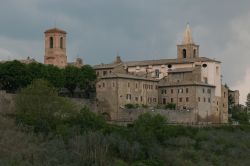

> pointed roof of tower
[182,23,194,44]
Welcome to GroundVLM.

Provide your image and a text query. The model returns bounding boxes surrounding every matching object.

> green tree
[42,64,64,88]
[0,60,30,92]
[63,66,80,96]
[78,65,96,97]
[231,105,249,124]
[246,93,250,111]
[15,79,77,134]
[133,113,167,145]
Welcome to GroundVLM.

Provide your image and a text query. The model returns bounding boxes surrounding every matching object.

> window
[224,92,226,98]
[163,98,166,104]
[182,49,186,59]
[102,82,105,88]
[178,89,183,93]
[179,98,182,102]
[103,71,107,76]
[135,97,138,102]
[49,37,53,48]
[171,98,174,103]
[198,97,200,102]
[216,66,219,75]
[128,82,130,87]
[165,90,167,94]
[204,98,206,102]
[171,89,174,94]
[207,89,211,94]
[126,94,131,100]
[186,97,189,102]
[141,96,143,102]
[203,88,205,93]
[208,98,211,103]
[193,49,196,57]
[186,88,189,93]
[60,37,63,49]
[136,83,138,88]
[204,77,208,84]
[161,90,164,94]
[155,69,160,77]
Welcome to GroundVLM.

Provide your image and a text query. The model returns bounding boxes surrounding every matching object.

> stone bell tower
[177,24,199,60]
[44,27,67,68]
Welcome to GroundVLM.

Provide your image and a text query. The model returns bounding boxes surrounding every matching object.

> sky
[0,0,250,103]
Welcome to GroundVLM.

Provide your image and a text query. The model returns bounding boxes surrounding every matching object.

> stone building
[96,73,158,120]
[44,28,67,68]
[229,90,240,106]
[44,27,84,68]
[94,24,232,124]
[94,56,127,77]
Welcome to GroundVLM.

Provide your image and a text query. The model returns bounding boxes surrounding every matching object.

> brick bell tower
[177,24,199,61]
[44,27,67,68]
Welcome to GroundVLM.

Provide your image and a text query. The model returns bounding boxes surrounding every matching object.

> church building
[95,24,229,124]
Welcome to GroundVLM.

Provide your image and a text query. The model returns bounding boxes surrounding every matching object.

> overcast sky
[0,0,250,103]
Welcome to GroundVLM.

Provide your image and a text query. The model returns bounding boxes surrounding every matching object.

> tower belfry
[177,24,199,60]
[44,27,67,68]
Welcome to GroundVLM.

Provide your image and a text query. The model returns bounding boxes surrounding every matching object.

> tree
[78,65,96,97]
[42,64,64,88]
[63,66,80,96]
[246,93,250,111]
[15,79,78,134]
[0,60,30,92]
[231,105,249,124]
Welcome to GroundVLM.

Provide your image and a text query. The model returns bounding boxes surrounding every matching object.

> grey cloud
[0,0,250,91]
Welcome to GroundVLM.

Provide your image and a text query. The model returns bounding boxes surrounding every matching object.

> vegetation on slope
[0,79,249,165]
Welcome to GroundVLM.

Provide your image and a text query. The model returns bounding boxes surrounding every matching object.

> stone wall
[115,108,196,123]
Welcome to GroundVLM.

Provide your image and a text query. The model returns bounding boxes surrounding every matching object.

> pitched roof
[158,80,215,88]
[44,28,67,34]
[93,62,123,69]
[124,57,220,67]
[99,73,159,82]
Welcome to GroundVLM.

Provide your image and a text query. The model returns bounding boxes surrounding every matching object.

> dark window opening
[60,37,63,49]
[182,49,186,59]
[163,98,166,104]
[50,37,53,48]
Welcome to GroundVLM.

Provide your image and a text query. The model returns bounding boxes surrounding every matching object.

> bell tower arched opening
[49,37,53,48]
[183,49,187,59]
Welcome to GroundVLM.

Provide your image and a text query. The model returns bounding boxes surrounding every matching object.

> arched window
[60,37,63,49]
[193,49,196,58]
[182,49,186,59]
[49,37,53,48]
